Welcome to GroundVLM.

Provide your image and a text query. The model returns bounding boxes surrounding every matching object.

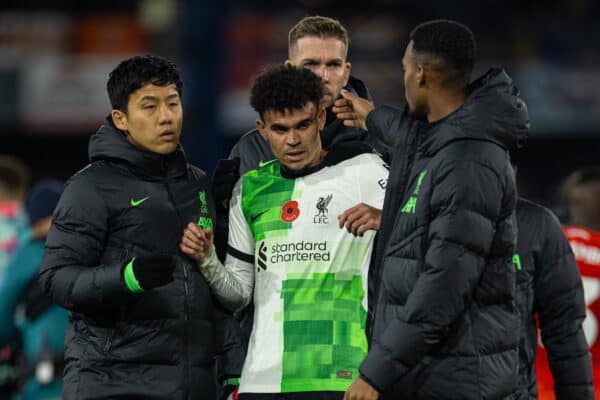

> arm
[359,158,510,391]
[181,179,255,313]
[535,212,594,399]
[39,176,127,314]
[338,154,389,236]
[334,90,406,150]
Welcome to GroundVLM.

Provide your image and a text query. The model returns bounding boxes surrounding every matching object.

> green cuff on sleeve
[123,257,144,293]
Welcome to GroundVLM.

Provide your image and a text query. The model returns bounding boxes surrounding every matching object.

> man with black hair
[214,15,388,257]
[337,20,528,399]
[39,55,238,399]
[180,64,388,400]
[213,20,388,395]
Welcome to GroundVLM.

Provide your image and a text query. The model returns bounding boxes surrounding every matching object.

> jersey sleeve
[359,153,389,209]
[198,178,256,312]
[227,178,255,262]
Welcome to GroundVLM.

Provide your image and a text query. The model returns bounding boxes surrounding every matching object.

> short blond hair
[288,16,349,59]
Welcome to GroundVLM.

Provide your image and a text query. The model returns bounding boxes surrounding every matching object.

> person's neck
[427,87,468,123]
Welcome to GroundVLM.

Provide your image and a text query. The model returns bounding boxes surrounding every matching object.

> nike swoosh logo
[250,210,269,223]
[130,196,150,207]
[258,160,270,168]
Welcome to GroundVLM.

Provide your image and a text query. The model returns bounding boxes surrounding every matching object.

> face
[111,83,183,155]
[256,102,326,171]
[402,41,428,118]
[288,36,351,108]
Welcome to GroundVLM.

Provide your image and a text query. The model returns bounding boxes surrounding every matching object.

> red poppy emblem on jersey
[281,200,300,222]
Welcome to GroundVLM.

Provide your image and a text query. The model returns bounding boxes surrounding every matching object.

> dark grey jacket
[229,75,390,174]
[515,198,593,399]
[361,68,529,399]
[40,119,236,399]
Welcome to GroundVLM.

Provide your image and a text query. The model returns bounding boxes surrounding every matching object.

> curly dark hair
[410,19,476,87]
[107,55,183,112]
[250,64,323,119]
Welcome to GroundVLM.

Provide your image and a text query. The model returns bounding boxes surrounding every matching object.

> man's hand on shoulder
[338,203,382,236]
[333,89,374,131]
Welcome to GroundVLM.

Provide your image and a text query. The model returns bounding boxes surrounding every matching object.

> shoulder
[230,129,268,155]
[517,198,561,233]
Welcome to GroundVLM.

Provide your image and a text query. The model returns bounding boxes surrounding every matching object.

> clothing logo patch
[400,169,427,214]
[313,194,332,224]
[257,241,267,271]
[258,160,270,168]
[513,253,522,271]
[250,209,269,224]
[130,196,149,207]
[197,217,213,229]
[199,191,209,213]
[281,200,300,223]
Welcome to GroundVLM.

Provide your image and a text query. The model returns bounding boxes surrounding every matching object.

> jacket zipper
[163,164,191,399]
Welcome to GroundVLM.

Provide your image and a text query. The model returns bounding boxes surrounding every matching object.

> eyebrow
[139,93,180,102]
[270,117,314,131]
[301,57,343,63]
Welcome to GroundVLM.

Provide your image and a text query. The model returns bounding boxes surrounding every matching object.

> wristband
[124,258,144,293]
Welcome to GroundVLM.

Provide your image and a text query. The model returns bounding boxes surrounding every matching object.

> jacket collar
[88,116,188,180]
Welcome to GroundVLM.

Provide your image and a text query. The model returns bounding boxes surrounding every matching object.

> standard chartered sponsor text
[270,241,330,263]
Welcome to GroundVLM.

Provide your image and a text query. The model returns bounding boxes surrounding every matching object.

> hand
[344,377,379,400]
[333,89,374,131]
[180,223,214,262]
[125,254,176,292]
[338,203,382,236]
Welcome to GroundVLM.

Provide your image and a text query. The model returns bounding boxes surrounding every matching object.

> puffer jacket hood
[420,67,529,156]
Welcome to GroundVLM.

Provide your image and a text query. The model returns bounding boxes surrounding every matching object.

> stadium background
[1,0,599,398]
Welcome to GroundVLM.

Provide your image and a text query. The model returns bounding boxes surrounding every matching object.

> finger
[332,105,353,114]
[333,97,351,107]
[357,220,378,236]
[184,228,203,244]
[204,227,214,242]
[180,242,198,257]
[338,205,360,228]
[181,235,203,252]
[340,88,357,100]
[350,215,370,236]
[336,112,358,120]
[342,119,366,130]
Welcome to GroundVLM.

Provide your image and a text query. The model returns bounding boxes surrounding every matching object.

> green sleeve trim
[124,257,144,293]
[222,377,240,387]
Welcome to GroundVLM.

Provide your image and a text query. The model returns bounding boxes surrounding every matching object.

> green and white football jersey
[227,151,388,394]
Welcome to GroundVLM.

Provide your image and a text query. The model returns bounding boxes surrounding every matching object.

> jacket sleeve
[39,175,128,314]
[360,158,511,391]
[535,211,594,399]
[365,105,408,150]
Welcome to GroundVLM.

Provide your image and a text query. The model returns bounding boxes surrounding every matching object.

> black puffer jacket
[515,198,593,400]
[360,68,529,399]
[39,119,231,399]
[228,75,390,174]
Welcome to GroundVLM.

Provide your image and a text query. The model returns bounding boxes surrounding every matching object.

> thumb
[340,88,357,101]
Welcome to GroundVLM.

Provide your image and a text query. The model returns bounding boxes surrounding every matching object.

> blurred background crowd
[0,0,598,399]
